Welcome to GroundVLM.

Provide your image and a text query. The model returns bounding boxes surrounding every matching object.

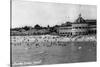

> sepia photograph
[11,0,97,67]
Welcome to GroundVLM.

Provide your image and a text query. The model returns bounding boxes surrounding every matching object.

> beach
[11,35,96,67]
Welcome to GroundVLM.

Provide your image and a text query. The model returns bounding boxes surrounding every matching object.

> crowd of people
[11,35,96,48]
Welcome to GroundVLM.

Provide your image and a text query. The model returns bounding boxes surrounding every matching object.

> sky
[12,0,97,28]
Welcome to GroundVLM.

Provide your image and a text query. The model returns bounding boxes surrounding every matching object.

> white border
[0,0,100,67]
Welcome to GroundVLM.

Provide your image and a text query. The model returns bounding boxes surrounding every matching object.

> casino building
[57,14,96,36]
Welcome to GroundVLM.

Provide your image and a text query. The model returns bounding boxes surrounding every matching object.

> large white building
[57,14,96,36]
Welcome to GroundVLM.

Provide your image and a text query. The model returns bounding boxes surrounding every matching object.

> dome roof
[75,14,86,24]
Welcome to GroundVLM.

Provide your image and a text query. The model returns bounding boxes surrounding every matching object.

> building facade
[57,14,96,36]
